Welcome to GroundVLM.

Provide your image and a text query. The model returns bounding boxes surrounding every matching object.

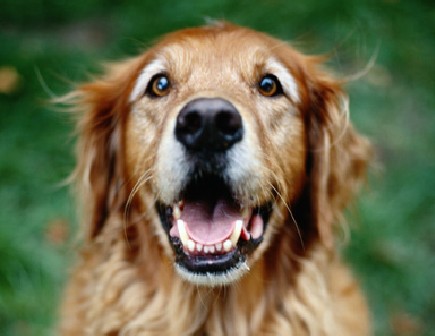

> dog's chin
[174,259,250,286]
[156,174,273,286]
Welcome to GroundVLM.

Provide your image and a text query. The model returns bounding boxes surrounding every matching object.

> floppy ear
[67,57,143,241]
[304,71,372,248]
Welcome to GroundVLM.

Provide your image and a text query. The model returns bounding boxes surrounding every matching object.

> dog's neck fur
[62,212,362,336]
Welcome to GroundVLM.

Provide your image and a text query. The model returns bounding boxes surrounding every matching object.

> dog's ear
[66,57,143,241]
[304,70,372,247]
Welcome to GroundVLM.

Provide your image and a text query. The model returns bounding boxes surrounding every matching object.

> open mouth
[156,174,272,285]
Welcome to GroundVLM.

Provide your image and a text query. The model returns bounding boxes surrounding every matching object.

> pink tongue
[181,199,240,245]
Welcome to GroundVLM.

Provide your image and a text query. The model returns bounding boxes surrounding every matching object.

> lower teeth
[175,213,242,254]
[223,239,232,252]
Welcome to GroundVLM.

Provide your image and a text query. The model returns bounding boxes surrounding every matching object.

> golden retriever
[59,22,372,335]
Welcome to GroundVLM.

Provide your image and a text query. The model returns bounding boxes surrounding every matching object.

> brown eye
[258,74,283,97]
[146,74,170,97]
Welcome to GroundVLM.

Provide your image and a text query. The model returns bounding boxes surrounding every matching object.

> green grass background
[0,1,433,335]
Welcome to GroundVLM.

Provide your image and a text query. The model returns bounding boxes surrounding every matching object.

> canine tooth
[215,243,222,252]
[173,205,181,220]
[196,244,203,252]
[223,239,232,252]
[241,207,250,219]
[241,227,251,240]
[177,220,189,246]
[187,239,195,252]
[230,220,243,246]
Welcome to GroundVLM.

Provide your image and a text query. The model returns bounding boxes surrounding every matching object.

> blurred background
[0,0,433,335]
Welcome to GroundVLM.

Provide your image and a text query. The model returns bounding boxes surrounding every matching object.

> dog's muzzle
[156,98,272,285]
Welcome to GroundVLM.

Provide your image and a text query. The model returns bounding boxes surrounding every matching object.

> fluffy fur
[59,22,372,335]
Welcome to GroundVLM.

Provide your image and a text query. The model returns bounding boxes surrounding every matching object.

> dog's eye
[146,74,171,97]
[258,74,283,97]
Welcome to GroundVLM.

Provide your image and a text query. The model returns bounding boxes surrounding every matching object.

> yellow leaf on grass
[0,66,20,94]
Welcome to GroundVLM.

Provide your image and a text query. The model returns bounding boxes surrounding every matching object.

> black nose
[175,98,243,151]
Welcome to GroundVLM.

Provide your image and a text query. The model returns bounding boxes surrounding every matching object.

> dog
[59,22,372,335]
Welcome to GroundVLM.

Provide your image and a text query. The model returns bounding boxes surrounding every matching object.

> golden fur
[59,23,372,335]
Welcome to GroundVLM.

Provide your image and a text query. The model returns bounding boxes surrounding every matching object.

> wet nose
[175,98,243,152]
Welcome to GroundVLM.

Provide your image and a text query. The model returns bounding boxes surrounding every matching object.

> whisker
[267,182,305,251]
[124,169,154,221]
[123,169,154,249]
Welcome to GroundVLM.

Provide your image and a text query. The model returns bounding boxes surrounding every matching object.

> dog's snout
[176,98,243,151]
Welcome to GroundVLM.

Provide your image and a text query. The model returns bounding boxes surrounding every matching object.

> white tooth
[223,239,232,252]
[241,207,250,219]
[177,219,189,246]
[215,243,222,252]
[173,205,181,220]
[204,245,210,254]
[230,220,243,247]
[196,244,203,252]
[187,239,195,252]
[208,245,215,254]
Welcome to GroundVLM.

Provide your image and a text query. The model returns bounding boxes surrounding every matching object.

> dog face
[72,23,370,286]
[126,25,308,284]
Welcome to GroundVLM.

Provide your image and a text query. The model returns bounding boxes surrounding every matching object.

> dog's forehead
[130,27,301,103]
[156,29,280,73]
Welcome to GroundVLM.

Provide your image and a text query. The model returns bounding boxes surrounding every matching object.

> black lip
[156,200,273,274]
[170,238,245,273]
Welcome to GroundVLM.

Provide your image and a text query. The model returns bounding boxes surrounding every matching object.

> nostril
[179,110,202,135]
[215,110,242,136]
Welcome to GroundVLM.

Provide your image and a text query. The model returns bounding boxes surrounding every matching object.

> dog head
[70,23,370,286]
